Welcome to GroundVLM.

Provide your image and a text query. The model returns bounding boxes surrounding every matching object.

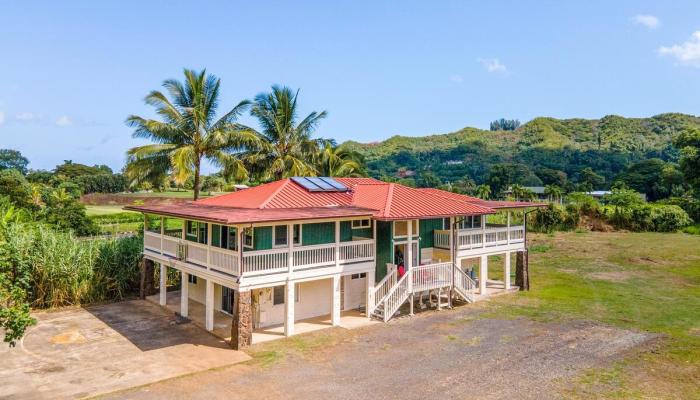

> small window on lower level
[273,285,284,305]
[188,275,197,284]
[351,273,367,279]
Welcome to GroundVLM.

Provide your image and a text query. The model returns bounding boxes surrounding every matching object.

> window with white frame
[273,225,288,247]
[393,220,408,237]
[351,219,371,229]
[243,228,254,249]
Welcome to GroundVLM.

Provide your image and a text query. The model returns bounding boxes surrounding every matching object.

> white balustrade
[453,265,475,302]
[185,241,208,265]
[434,230,450,249]
[144,231,161,252]
[412,262,452,292]
[243,248,289,275]
[369,268,397,314]
[434,225,526,250]
[293,243,335,268]
[210,247,240,276]
[162,236,179,257]
[339,240,375,263]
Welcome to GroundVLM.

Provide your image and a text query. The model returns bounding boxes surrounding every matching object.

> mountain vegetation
[343,113,698,196]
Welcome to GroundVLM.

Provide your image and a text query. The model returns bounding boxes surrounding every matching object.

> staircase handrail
[381,270,411,322]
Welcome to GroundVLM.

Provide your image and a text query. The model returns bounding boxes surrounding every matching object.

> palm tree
[544,184,563,203]
[510,184,532,201]
[239,85,327,181]
[316,141,365,177]
[475,184,491,200]
[125,69,255,200]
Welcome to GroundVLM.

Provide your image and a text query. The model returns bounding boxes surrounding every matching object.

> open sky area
[1,0,700,172]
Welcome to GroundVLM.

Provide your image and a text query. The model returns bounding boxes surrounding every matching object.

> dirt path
[101,306,652,400]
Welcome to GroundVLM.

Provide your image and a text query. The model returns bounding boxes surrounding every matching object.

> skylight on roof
[291,177,348,192]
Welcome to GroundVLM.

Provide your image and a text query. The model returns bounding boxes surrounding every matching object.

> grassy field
[85,205,137,216]
[483,231,700,399]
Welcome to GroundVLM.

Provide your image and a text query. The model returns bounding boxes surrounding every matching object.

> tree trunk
[193,157,201,201]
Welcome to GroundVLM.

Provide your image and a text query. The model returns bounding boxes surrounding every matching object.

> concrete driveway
[0,300,249,399]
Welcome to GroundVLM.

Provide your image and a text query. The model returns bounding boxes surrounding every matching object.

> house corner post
[231,290,252,349]
[159,263,167,306]
[331,274,341,326]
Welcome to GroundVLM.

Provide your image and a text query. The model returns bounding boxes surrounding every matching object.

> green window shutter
[419,218,443,249]
[375,221,393,280]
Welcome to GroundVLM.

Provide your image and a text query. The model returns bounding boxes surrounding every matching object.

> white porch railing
[453,266,476,302]
[243,248,289,275]
[293,243,335,269]
[381,272,410,322]
[368,267,397,315]
[143,230,375,278]
[433,225,525,250]
[412,262,452,292]
[144,231,242,276]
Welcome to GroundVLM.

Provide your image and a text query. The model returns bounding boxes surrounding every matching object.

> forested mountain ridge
[343,113,699,190]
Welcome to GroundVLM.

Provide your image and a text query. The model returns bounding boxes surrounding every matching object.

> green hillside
[344,113,699,190]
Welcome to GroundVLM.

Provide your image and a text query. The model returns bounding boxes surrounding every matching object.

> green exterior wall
[340,221,372,241]
[419,218,443,249]
[375,221,393,280]
[253,226,272,250]
[302,222,335,246]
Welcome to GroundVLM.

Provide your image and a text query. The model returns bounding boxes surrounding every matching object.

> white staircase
[368,262,476,322]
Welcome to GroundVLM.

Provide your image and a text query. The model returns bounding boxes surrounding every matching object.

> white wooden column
[180,271,189,318]
[504,252,511,290]
[406,220,414,315]
[479,254,488,295]
[331,275,341,326]
[159,263,167,306]
[481,215,486,248]
[366,268,375,319]
[205,279,214,331]
[284,281,295,336]
[160,216,164,253]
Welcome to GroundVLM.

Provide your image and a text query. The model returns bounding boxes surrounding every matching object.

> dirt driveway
[0,300,249,399]
[103,305,653,400]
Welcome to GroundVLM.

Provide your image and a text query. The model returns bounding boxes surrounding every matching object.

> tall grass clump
[5,222,142,308]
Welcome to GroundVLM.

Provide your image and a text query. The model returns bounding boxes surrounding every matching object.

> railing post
[507,212,511,245]
[160,216,164,254]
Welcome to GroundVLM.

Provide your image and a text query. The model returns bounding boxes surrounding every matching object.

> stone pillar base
[515,250,530,291]
[139,258,157,299]
[231,290,252,350]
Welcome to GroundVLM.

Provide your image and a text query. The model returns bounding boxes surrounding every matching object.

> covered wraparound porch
[148,290,377,345]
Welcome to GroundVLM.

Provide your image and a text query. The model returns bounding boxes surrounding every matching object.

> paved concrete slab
[0,300,249,399]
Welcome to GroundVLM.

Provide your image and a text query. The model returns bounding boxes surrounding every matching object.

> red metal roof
[123,203,375,224]
[418,188,547,209]
[128,178,541,222]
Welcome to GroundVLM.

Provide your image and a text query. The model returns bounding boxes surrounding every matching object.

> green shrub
[531,204,569,232]
[649,205,692,232]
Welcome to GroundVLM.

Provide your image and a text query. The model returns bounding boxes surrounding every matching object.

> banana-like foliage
[125,69,256,200]
[316,141,366,177]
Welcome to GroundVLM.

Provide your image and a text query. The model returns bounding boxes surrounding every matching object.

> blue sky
[1,1,700,172]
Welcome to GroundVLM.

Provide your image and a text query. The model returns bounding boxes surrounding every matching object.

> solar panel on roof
[291,176,348,192]
[307,177,336,190]
[319,177,348,191]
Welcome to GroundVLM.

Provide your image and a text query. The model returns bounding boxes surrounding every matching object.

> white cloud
[55,115,72,127]
[632,15,660,29]
[477,58,507,74]
[15,111,41,121]
[659,31,700,67]
[0,112,5,126]
[450,74,464,83]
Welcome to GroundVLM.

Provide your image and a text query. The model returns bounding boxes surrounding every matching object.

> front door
[222,287,233,314]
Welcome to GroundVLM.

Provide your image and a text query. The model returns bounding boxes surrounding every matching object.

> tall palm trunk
[193,157,201,201]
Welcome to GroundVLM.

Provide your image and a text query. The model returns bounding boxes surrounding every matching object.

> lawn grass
[483,231,700,399]
[85,205,137,216]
